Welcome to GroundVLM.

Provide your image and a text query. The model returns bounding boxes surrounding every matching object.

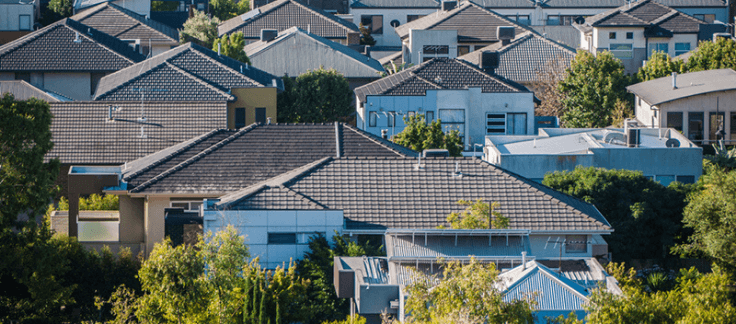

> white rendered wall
[350,7,440,47]
[0,4,34,31]
[407,29,457,65]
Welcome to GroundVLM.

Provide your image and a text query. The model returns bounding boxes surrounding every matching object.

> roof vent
[481,51,499,72]
[434,76,442,84]
[453,161,462,177]
[423,149,449,157]
[261,29,278,42]
[74,31,82,43]
[87,27,92,35]
[217,43,221,56]
[441,0,457,11]
[672,72,677,89]
[497,26,515,45]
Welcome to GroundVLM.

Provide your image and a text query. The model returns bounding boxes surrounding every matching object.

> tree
[543,166,694,261]
[687,37,736,72]
[441,199,509,229]
[48,0,73,17]
[152,1,179,11]
[359,24,376,46]
[637,51,687,82]
[180,10,221,47]
[212,32,250,64]
[210,0,250,20]
[378,60,412,77]
[404,258,535,323]
[392,113,463,157]
[533,56,570,118]
[277,68,353,123]
[558,51,633,128]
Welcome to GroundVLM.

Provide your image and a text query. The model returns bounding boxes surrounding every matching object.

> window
[486,113,506,134]
[656,175,675,186]
[369,111,377,127]
[390,19,400,28]
[361,15,383,35]
[626,32,633,39]
[255,107,266,124]
[565,235,587,253]
[548,15,579,25]
[688,112,704,142]
[457,45,470,56]
[387,111,396,127]
[667,112,683,132]
[675,42,691,56]
[423,45,449,55]
[19,15,30,31]
[268,233,297,244]
[235,108,246,128]
[170,200,203,212]
[648,43,669,56]
[439,109,465,140]
[506,113,527,135]
[609,43,633,59]
[407,14,425,22]
[694,14,715,23]
[731,112,736,140]
[406,111,416,120]
[709,111,725,140]
[676,175,695,184]
[505,15,530,24]
[547,15,560,25]
[425,111,434,123]
[609,32,616,39]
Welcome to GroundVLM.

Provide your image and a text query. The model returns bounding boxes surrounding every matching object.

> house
[484,125,702,184]
[393,1,529,65]
[252,0,349,14]
[354,57,535,150]
[218,0,361,45]
[348,0,445,50]
[0,0,36,45]
[457,30,576,90]
[574,0,708,74]
[93,42,283,129]
[73,0,150,17]
[0,18,144,100]
[202,156,613,270]
[0,80,71,101]
[627,69,736,145]
[243,27,385,89]
[71,2,179,57]
[63,123,417,256]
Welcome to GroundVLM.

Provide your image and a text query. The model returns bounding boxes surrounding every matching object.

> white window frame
[439,109,465,141]
[648,42,669,56]
[170,200,203,212]
[486,112,528,135]
[609,43,633,59]
[369,111,377,127]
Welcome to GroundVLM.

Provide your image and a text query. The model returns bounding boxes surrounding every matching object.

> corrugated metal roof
[389,234,530,259]
[501,261,589,311]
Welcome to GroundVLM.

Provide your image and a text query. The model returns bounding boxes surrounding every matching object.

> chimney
[497,26,515,45]
[381,129,388,139]
[260,29,278,42]
[672,72,677,89]
[441,0,457,11]
[521,252,527,270]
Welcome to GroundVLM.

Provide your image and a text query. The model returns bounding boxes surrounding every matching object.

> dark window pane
[235,108,246,128]
[688,112,704,141]
[425,111,434,123]
[667,112,683,131]
[14,73,30,82]
[268,233,296,244]
[710,111,724,140]
[565,235,586,253]
[457,45,470,56]
[369,111,377,127]
[676,175,695,184]
[730,112,736,140]
[372,15,383,34]
[255,107,266,124]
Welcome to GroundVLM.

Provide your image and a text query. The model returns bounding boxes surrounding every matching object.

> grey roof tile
[581,0,704,34]
[351,0,440,8]
[71,3,179,44]
[0,18,144,72]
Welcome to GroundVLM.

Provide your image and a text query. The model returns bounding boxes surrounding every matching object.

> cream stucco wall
[227,87,278,129]
[144,196,168,256]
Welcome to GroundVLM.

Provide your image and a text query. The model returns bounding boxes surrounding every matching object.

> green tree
[212,32,250,64]
[277,68,353,123]
[48,0,73,17]
[58,193,119,211]
[441,199,508,229]
[209,0,250,20]
[404,258,535,323]
[637,51,687,82]
[359,24,376,46]
[543,167,694,261]
[152,0,179,11]
[392,113,463,157]
[687,37,736,72]
[558,50,633,128]
[180,9,221,47]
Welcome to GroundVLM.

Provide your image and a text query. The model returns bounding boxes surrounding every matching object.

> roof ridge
[65,18,145,63]
[287,0,358,32]
[622,0,652,13]
[130,124,261,193]
[454,59,523,92]
[162,62,236,100]
[94,59,169,99]
[106,2,179,41]
[122,128,225,181]
[70,2,106,19]
[0,21,63,59]
[342,123,417,157]
[186,46,266,87]
[280,185,329,209]
[412,73,444,89]
[649,9,679,24]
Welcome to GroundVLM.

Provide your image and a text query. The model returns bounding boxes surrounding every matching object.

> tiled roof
[580,0,704,34]
[217,157,613,232]
[508,0,725,8]
[0,80,69,102]
[394,2,529,42]
[218,0,359,39]
[354,57,526,102]
[47,101,228,164]
[94,42,282,101]
[71,3,179,45]
[351,0,440,8]
[121,123,417,194]
[0,19,144,72]
[459,31,576,83]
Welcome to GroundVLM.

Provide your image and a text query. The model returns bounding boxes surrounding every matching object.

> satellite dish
[574,16,585,24]
[665,138,680,148]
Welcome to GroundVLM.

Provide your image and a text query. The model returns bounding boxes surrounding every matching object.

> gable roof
[579,0,703,34]
[354,57,526,102]
[474,0,725,9]
[47,101,228,164]
[216,157,613,232]
[351,0,440,8]
[500,261,589,311]
[459,31,576,83]
[394,2,529,42]
[0,18,144,72]
[218,0,359,39]
[0,80,71,102]
[626,69,736,106]
[71,2,178,45]
[121,123,417,194]
[244,27,384,79]
[94,42,282,101]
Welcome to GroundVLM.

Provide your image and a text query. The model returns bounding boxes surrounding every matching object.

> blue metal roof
[502,262,589,311]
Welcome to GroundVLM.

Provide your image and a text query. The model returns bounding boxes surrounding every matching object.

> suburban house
[243,27,385,89]
[93,42,283,129]
[627,69,736,146]
[73,0,150,17]
[349,0,447,50]
[354,57,535,150]
[457,30,576,90]
[0,18,145,100]
[0,0,36,44]
[251,0,349,14]
[218,0,361,45]
[0,80,71,101]
[62,123,417,256]
[70,2,179,57]
[484,125,702,184]
[574,0,708,74]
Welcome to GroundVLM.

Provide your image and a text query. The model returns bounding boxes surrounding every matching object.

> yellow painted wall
[227,87,278,129]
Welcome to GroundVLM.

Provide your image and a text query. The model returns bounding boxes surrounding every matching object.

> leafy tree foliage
[533,56,570,118]
[210,0,251,21]
[404,258,535,323]
[378,60,412,77]
[58,194,119,211]
[180,10,221,47]
[277,68,353,123]
[440,199,508,229]
[322,315,367,324]
[558,51,633,128]
[48,0,73,17]
[212,32,250,64]
[543,167,694,261]
[392,113,463,157]
[637,51,687,82]
[359,24,376,46]
[152,1,179,11]
[687,37,736,72]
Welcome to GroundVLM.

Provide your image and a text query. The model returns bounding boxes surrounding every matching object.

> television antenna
[130,87,168,138]
[544,236,594,277]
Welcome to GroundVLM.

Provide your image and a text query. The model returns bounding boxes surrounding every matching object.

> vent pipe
[74,32,81,43]
[522,252,527,270]
[218,43,221,56]
[381,129,388,139]
[334,121,341,158]
[267,117,272,125]
[672,72,677,89]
